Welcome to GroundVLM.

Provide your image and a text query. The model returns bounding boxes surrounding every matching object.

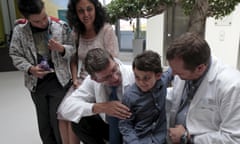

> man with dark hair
[166,32,240,144]
[9,0,74,143]
[58,48,134,144]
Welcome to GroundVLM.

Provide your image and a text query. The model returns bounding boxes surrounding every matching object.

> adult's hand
[72,79,81,89]
[93,101,132,119]
[169,124,186,144]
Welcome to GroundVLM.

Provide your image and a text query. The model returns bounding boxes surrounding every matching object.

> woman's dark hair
[67,0,108,35]
[17,0,44,19]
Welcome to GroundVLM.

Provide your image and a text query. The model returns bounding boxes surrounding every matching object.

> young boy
[9,0,74,143]
[119,50,172,144]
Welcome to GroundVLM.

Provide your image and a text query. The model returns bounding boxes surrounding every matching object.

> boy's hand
[29,65,51,79]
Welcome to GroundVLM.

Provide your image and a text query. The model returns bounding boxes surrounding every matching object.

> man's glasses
[96,63,120,82]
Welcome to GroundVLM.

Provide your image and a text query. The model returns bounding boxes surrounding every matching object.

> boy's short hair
[17,0,44,18]
[133,50,163,73]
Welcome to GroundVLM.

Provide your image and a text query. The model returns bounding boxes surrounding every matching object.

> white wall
[146,13,165,66]
[147,4,240,70]
[205,4,240,69]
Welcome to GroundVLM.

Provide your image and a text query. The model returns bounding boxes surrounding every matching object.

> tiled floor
[0,71,41,144]
[119,51,134,65]
[0,52,133,144]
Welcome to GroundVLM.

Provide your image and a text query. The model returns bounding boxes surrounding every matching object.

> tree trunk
[187,0,209,38]
[135,17,141,39]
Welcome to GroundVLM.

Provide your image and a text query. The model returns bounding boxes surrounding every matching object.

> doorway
[162,3,189,66]
[0,0,17,71]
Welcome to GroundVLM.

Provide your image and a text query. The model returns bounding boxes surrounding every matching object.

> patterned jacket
[9,17,75,92]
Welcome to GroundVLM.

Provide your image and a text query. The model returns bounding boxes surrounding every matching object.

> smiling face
[76,0,96,29]
[133,68,161,92]
[28,8,48,29]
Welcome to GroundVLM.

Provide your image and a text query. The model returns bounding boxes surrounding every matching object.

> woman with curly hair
[68,0,119,88]
[58,0,119,143]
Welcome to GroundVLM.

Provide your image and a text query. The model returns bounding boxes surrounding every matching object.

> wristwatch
[180,130,188,144]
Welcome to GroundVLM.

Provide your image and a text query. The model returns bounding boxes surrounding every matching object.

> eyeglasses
[95,63,120,82]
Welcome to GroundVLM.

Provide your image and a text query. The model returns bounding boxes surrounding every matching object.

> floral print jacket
[9,17,75,92]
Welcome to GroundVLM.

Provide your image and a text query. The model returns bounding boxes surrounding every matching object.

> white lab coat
[57,61,135,123]
[167,56,240,144]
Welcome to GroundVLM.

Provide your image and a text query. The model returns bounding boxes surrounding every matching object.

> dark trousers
[31,74,71,144]
[71,115,109,144]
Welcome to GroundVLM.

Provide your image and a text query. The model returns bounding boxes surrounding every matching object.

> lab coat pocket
[190,98,219,129]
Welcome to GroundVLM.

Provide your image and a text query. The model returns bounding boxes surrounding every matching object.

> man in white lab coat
[58,48,134,144]
[166,32,240,144]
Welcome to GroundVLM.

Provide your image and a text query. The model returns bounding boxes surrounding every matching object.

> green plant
[106,0,174,24]
[182,0,240,19]
[106,0,240,37]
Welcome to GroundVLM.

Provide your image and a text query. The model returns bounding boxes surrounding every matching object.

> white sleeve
[57,76,96,123]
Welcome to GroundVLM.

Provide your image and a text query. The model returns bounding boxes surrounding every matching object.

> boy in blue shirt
[119,50,171,144]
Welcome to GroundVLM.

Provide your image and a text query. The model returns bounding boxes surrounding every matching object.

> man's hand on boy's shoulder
[92,101,132,119]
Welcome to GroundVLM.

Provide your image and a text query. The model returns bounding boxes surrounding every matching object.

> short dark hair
[133,50,163,73]
[67,0,108,34]
[84,48,113,76]
[166,32,211,71]
[17,0,44,18]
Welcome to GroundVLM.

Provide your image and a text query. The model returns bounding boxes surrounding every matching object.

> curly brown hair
[67,0,109,35]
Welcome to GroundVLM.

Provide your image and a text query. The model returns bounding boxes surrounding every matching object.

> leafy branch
[106,0,240,24]
[106,0,174,24]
